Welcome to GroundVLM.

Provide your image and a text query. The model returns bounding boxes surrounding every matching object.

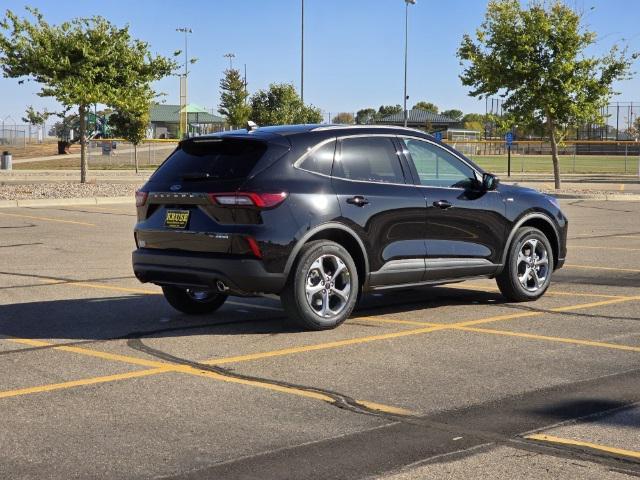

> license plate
[165,210,190,229]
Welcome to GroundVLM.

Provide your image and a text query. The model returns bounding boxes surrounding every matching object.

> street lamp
[403,0,416,128]
[223,53,236,70]
[176,27,192,77]
[176,27,192,138]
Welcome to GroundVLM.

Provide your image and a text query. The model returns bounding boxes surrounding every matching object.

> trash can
[1,151,11,170]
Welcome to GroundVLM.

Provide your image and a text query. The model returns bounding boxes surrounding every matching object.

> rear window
[298,140,335,176]
[150,138,267,182]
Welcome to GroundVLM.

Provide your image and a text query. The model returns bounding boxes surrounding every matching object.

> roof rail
[311,124,428,135]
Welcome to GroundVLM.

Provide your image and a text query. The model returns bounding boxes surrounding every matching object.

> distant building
[377,109,458,132]
[150,104,226,139]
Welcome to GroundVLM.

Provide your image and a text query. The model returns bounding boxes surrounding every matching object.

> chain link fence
[450,140,640,175]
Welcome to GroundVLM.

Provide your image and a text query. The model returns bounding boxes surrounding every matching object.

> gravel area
[0,183,139,200]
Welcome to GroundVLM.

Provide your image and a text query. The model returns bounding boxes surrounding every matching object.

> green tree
[0,8,176,182]
[458,0,637,188]
[332,112,354,124]
[441,109,463,122]
[218,68,250,128]
[377,104,402,118]
[412,101,438,113]
[108,106,150,173]
[22,105,50,142]
[249,83,322,126]
[461,113,486,135]
[355,108,376,124]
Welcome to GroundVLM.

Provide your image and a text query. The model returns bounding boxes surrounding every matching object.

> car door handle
[433,200,453,210]
[347,196,370,207]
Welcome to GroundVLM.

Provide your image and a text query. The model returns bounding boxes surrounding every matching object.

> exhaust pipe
[216,280,229,293]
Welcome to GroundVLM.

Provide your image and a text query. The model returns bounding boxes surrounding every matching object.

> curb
[0,196,133,208]
[546,193,640,201]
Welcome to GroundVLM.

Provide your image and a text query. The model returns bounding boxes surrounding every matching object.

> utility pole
[301,0,305,103]
[403,0,416,128]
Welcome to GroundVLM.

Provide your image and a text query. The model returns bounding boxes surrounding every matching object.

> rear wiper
[180,172,219,181]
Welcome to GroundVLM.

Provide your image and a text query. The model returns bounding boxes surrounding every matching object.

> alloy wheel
[516,238,549,292]
[304,254,351,317]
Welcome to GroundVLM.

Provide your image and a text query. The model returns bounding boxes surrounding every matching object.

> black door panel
[332,136,427,286]
[399,136,509,280]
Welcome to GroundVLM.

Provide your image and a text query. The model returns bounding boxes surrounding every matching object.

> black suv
[133,125,567,330]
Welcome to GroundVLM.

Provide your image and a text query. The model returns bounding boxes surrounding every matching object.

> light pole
[301,0,305,103]
[403,0,416,128]
[223,53,236,70]
[176,27,192,77]
[176,27,192,138]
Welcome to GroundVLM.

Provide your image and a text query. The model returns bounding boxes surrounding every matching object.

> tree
[412,101,438,113]
[332,112,354,124]
[355,108,376,125]
[458,0,637,188]
[249,83,322,126]
[218,68,250,128]
[0,8,176,183]
[441,109,464,122]
[108,106,150,173]
[377,105,403,118]
[461,113,486,135]
[22,105,50,142]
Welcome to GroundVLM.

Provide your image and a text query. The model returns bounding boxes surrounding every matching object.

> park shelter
[150,104,226,138]
[377,109,458,132]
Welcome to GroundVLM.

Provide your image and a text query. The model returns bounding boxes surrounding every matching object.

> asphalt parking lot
[1,198,640,479]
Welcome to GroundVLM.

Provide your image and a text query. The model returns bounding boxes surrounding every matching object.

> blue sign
[505,132,514,146]
[433,131,443,141]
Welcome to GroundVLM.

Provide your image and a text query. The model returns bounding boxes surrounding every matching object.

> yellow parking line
[2,286,638,405]
[526,433,640,460]
[355,400,414,416]
[4,337,413,413]
[454,326,640,353]
[0,368,170,400]
[565,264,640,273]
[574,234,640,239]
[203,324,445,366]
[206,296,640,365]
[569,245,640,252]
[446,282,627,299]
[0,211,96,227]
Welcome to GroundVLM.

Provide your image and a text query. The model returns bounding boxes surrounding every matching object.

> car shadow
[0,285,508,343]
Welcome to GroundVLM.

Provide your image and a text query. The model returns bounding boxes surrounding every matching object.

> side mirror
[482,173,499,191]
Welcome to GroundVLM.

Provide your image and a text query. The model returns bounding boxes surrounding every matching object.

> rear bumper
[132,249,286,295]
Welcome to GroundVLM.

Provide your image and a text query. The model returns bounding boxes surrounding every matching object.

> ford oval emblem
[169,184,182,191]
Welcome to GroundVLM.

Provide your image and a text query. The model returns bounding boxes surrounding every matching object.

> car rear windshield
[150,138,267,182]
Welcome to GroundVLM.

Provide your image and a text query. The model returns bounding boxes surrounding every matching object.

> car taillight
[209,192,287,208]
[135,191,148,207]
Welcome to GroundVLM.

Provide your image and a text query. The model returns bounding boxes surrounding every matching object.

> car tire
[162,286,227,315]
[281,240,359,331]
[496,227,554,302]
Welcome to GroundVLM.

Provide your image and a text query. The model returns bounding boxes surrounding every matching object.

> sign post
[505,132,514,177]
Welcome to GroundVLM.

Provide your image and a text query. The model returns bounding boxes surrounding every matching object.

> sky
[1,0,639,123]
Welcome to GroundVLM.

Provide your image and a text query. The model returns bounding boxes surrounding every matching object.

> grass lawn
[469,154,640,174]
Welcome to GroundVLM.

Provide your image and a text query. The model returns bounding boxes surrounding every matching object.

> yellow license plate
[165,210,190,229]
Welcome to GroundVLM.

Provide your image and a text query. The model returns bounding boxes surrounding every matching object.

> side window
[334,137,405,184]
[403,138,476,188]
[298,140,336,176]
